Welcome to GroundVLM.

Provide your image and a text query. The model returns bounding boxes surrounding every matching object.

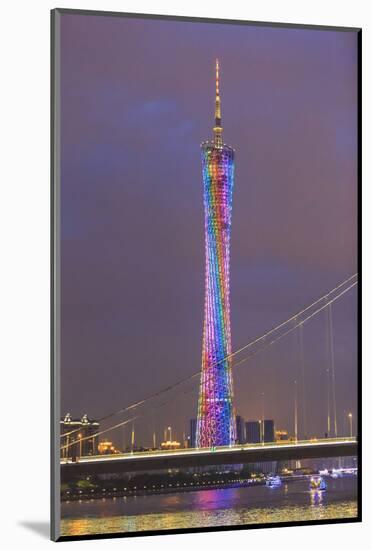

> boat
[309,475,327,491]
[266,475,282,488]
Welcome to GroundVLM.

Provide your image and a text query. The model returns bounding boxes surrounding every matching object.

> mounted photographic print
[51,8,361,542]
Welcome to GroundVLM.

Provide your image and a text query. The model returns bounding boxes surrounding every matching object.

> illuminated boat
[266,476,282,488]
[309,476,327,491]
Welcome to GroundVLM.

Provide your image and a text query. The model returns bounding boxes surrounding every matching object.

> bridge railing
[60,436,357,464]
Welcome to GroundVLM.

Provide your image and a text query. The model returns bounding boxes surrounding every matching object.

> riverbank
[61,473,336,502]
[62,478,265,501]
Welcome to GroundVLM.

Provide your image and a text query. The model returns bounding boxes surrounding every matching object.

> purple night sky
[59,13,358,448]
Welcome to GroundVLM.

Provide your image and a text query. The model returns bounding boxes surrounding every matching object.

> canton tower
[196,59,236,447]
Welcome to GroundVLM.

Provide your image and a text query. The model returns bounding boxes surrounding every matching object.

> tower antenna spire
[197,61,236,448]
[214,58,223,147]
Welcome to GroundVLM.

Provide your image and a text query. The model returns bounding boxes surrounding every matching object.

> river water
[60,476,357,537]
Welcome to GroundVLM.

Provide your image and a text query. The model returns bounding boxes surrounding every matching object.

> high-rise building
[190,418,197,448]
[245,420,261,444]
[264,419,275,443]
[196,60,236,448]
[236,415,245,444]
[60,413,99,459]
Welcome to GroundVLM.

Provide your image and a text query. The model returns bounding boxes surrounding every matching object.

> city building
[190,418,197,448]
[236,415,245,444]
[97,440,121,455]
[60,413,99,459]
[245,420,261,444]
[196,60,237,447]
[244,461,278,475]
[275,429,289,441]
[263,419,275,443]
[161,440,181,450]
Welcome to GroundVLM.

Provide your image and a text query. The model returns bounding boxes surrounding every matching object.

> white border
[1,1,368,548]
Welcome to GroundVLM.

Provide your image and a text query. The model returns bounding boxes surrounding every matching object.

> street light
[78,433,82,457]
[348,413,353,438]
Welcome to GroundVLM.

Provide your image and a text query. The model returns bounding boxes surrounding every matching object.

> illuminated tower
[196,60,236,447]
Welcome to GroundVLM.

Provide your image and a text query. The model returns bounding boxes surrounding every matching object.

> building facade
[189,418,197,448]
[236,415,245,444]
[196,60,236,448]
[263,419,275,443]
[245,420,261,444]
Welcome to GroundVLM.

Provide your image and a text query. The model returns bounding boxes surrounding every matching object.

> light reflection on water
[61,477,357,537]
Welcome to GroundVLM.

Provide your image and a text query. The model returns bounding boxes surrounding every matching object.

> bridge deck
[61,438,357,478]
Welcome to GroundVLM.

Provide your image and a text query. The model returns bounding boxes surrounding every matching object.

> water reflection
[194,488,238,511]
[61,477,357,537]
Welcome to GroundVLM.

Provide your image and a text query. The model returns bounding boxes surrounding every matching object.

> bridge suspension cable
[324,296,331,436]
[61,277,357,451]
[60,415,141,452]
[298,323,307,439]
[214,279,357,377]
[61,375,200,451]
[60,274,357,442]
[327,302,338,437]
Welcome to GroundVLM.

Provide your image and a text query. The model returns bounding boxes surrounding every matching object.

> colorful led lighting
[196,60,236,447]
